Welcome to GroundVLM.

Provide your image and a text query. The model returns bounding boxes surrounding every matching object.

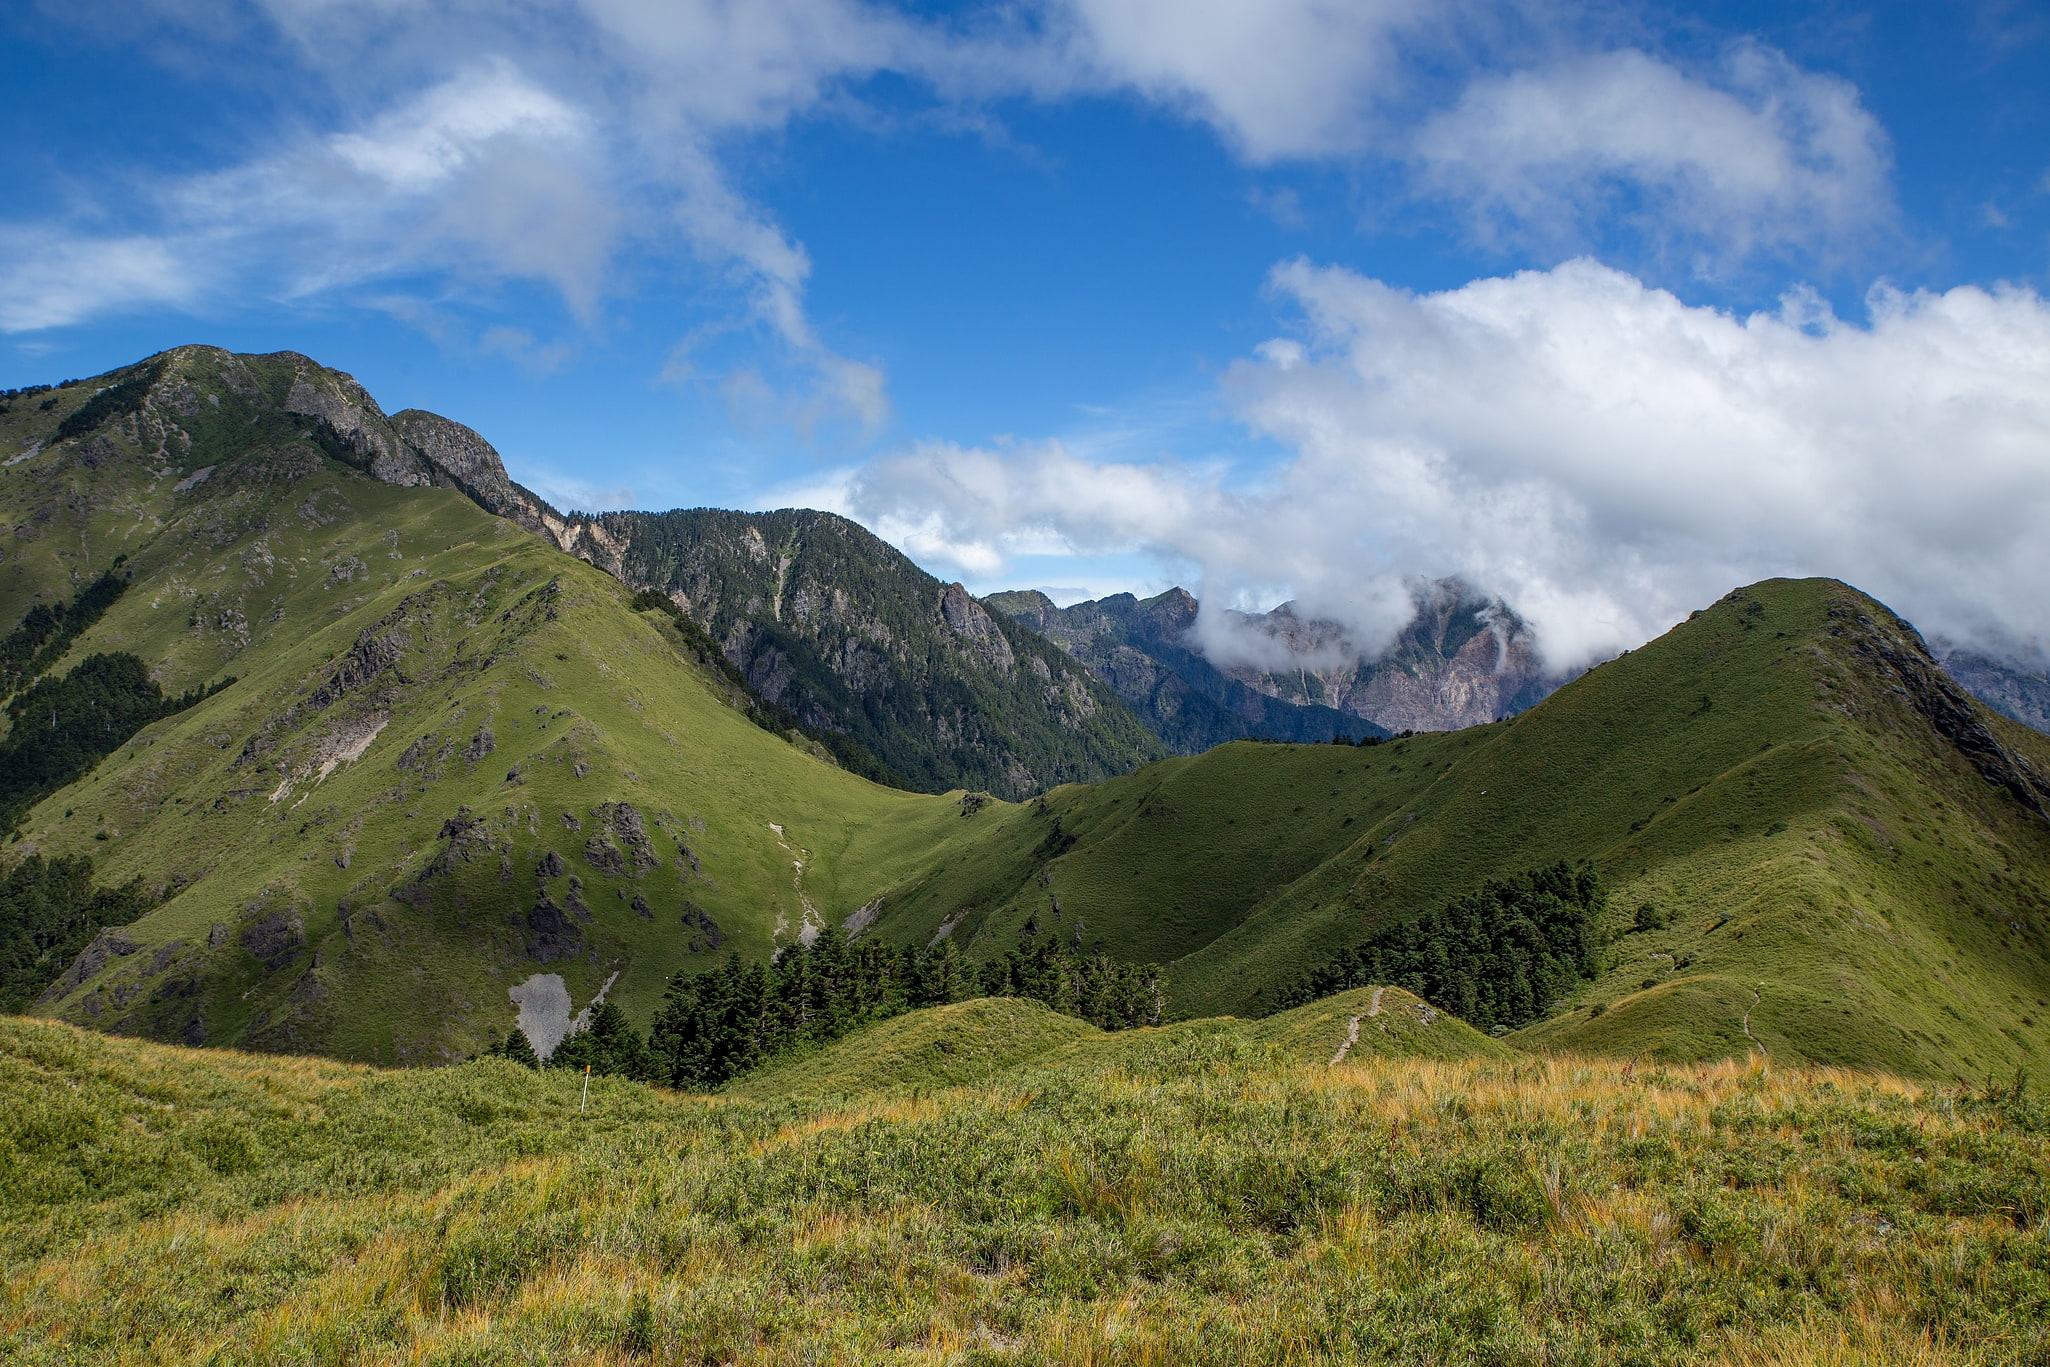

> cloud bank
[849,259,2050,672]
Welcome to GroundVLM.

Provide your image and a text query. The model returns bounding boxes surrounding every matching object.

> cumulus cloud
[1414,44,1892,267]
[850,259,2050,673]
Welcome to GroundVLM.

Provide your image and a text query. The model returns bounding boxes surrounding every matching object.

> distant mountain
[985,587,1375,753]
[1216,581,1563,732]
[1937,646,2050,735]
[536,509,1167,801]
[990,579,1562,741]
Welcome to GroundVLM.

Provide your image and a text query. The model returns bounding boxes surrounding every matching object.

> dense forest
[1281,862,1608,1031]
[0,854,150,1013]
[0,562,130,699]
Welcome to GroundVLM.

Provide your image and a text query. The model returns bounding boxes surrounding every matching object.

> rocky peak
[939,583,1016,674]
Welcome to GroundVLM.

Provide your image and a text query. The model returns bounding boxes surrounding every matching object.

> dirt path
[1330,987,1390,1064]
[1741,986,1768,1057]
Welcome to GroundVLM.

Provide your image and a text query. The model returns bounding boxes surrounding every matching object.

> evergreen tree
[1281,861,1607,1030]
[487,1028,540,1068]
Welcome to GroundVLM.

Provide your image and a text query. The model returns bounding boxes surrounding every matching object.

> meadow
[4,1005,2046,1366]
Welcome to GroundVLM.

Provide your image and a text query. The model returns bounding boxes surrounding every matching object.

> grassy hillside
[6,1011,2048,1364]
[559,507,1170,800]
[0,347,988,1062]
[728,984,1507,1101]
[871,578,2050,1081]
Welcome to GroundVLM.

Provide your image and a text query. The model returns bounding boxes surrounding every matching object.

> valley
[0,347,2046,1090]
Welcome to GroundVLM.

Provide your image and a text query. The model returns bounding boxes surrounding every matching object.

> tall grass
[4,1013,2047,1364]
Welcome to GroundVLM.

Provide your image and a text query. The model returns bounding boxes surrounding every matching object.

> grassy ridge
[869,580,2050,1081]
[0,347,987,1062]
[6,1012,2048,1364]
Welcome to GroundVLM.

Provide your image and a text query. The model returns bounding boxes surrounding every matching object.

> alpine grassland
[5,1010,2048,1365]
[864,578,2050,1082]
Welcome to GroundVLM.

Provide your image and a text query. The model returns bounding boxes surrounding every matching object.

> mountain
[0,346,1016,1062]
[1216,580,1562,731]
[537,509,1167,800]
[866,577,2050,1080]
[1936,644,2050,735]
[985,586,1375,752]
[992,579,1563,742]
[7,345,2050,1084]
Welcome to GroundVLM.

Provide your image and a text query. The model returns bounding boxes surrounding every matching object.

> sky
[2,0,2047,672]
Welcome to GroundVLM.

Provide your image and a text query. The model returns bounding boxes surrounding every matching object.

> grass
[2,347,986,1063]
[868,580,2050,1082]
[5,1010,2048,1364]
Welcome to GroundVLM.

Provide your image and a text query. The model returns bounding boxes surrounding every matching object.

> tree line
[1279,861,1607,1031]
[490,925,1163,1088]
[0,560,131,700]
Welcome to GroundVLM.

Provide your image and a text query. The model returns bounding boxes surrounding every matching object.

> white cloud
[1049,0,1435,160]
[850,259,2050,673]
[0,233,205,332]
[1414,44,1892,267]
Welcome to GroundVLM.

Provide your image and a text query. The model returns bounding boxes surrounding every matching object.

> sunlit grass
[5,1011,2046,1364]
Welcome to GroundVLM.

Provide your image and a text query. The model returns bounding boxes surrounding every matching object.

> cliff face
[1219,583,1562,733]
[986,587,1370,752]
[992,580,1563,742]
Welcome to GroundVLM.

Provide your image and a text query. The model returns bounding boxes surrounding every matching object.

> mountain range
[2,346,2048,1086]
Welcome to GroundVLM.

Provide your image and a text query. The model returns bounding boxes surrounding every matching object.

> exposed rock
[939,582,1015,674]
[524,898,584,963]
[240,909,305,973]
[583,801,660,878]
[681,901,724,953]
[38,928,140,1003]
[536,849,566,881]
[1848,610,2050,822]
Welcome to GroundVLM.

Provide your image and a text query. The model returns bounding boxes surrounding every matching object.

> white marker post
[580,1063,591,1114]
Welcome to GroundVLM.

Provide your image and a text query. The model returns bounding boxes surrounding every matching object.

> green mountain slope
[549,507,1169,799]
[987,585,1375,750]
[8,1012,2048,1365]
[0,347,989,1062]
[867,578,2050,1080]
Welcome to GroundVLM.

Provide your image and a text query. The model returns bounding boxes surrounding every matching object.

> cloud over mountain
[850,258,2050,673]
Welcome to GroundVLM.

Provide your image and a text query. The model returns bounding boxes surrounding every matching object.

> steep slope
[987,586,1373,751]
[545,508,1167,800]
[0,347,985,1063]
[866,578,2050,1080]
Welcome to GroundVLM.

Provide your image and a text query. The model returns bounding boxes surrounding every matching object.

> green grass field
[5,1009,2047,1365]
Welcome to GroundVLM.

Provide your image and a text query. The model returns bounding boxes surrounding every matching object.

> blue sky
[3,1,2047,668]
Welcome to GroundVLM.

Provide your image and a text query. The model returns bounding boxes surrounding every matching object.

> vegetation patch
[1282,862,1608,1031]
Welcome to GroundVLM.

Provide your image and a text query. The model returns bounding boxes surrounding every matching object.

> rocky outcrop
[1846,611,2050,823]
[389,409,566,540]
[1218,582,1562,733]
[939,582,1015,675]
[987,586,1365,753]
